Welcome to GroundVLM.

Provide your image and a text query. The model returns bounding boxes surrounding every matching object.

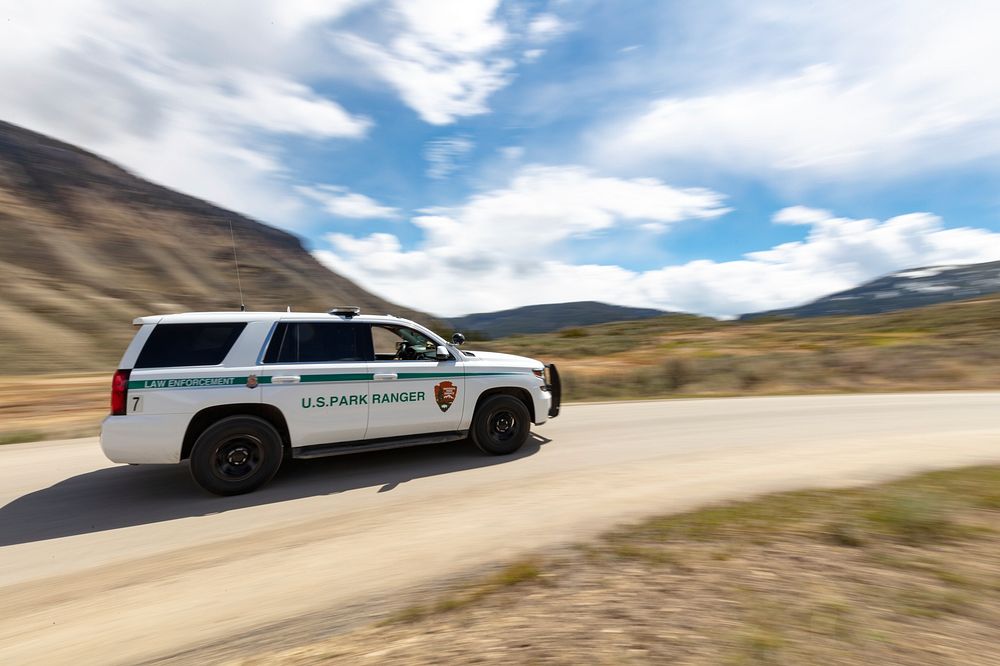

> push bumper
[545,363,561,418]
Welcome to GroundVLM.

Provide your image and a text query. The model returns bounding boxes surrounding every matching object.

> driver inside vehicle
[372,324,440,361]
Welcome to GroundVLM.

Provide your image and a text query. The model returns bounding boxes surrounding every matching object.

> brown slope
[0,120,430,373]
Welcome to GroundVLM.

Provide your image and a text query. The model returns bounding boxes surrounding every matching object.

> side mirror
[435,345,450,360]
[451,332,466,346]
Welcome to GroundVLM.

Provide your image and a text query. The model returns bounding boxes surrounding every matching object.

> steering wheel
[395,342,420,360]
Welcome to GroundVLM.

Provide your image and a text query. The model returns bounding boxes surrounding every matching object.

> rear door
[364,323,466,439]
[260,321,371,447]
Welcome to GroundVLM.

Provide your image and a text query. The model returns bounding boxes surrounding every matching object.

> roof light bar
[329,306,361,318]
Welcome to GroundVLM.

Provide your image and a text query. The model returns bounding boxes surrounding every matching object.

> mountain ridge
[740,260,1000,320]
[445,301,677,339]
[0,120,428,372]
[445,259,1000,339]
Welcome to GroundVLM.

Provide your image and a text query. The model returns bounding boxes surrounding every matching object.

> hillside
[445,301,675,338]
[0,121,427,373]
[741,260,1000,319]
[478,294,1000,401]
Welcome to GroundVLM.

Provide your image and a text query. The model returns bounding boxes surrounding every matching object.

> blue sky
[4,0,1000,316]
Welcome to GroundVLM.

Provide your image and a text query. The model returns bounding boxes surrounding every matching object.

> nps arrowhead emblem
[434,380,458,412]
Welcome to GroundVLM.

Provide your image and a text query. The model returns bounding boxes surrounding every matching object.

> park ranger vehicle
[100,308,561,495]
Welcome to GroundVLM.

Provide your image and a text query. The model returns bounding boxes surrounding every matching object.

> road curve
[2,393,1000,664]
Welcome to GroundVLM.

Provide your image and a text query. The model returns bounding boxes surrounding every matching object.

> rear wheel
[471,394,531,455]
[189,416,283,495]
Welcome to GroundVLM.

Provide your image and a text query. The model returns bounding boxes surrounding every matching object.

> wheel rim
[212,435,264,482]
[488,409,518,443]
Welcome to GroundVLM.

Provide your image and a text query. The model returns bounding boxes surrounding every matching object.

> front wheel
[471,395,531,455]
[189,416,283,496]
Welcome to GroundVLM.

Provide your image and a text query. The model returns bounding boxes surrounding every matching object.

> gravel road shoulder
[229,466,1000,665]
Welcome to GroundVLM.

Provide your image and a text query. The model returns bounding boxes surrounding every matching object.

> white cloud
[295,185,399,219]
[522,49,545,63]
[336,34,513,126]
[0,0,584,230]
[527,14,567,41]
[595,1,1000,183]
[772,206,832,226]
[390,0,506,54]
[315,173,1000,317]
[314,164,730,315]
[206,71,370,139]
[334,3,578,124]
[0,0,371,224]
[499,146,525,160]
[0,0,563,224]
[424,136,475,179]
[336,0,514,125]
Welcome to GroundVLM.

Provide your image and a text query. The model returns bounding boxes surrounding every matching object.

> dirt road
[2,393,999,664]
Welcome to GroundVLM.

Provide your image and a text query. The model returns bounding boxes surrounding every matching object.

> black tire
[471,394,531,455]
[189,416,284,496]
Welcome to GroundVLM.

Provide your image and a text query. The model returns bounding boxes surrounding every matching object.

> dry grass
[233,466,1000,665]
[0,372,108,442]
[380,560,543,626]
[479,294,1000,401]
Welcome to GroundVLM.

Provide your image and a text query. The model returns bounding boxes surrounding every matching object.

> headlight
[532,368,545,380]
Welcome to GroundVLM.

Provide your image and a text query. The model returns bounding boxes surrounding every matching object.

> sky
[4,0,1000,317]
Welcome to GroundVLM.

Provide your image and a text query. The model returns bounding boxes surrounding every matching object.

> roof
[132,311,416,326]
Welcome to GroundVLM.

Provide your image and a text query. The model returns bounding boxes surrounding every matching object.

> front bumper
[100,414,186,464]
[533,387,553,426]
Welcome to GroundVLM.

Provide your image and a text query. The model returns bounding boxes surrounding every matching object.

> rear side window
[136,323,247,368]
[263,322,370,363]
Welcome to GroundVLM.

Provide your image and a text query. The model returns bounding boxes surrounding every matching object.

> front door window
[371,324,440,361]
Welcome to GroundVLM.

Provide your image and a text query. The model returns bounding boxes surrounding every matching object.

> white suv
[100,308,561,495]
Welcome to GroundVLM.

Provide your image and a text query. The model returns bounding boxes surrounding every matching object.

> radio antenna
[228,220,246,311]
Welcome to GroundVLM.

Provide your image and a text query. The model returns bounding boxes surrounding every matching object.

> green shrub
[558,327,588,338]
[864,493,960,544]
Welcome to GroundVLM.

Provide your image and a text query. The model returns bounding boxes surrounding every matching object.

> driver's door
[364,323,465,439]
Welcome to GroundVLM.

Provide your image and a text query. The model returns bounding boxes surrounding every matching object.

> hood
[462,350,542,368]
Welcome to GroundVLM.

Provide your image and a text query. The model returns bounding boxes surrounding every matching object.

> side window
[263,322,371,363]
[371,326,402,359]
[370,325,443,361]
[136,323,247,368]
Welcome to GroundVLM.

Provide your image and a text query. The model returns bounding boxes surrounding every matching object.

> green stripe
[284,371,521,383]
[468,371,522,376]
[395,372,462,379]
[297,373,373,382]
[395,371,521,379]
[128,370,525,390]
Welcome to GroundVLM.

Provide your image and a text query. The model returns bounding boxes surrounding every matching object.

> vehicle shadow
[0,434,551,547]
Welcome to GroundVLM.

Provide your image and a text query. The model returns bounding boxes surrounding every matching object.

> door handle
[271,375,301,384]
[373,373,398,381]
